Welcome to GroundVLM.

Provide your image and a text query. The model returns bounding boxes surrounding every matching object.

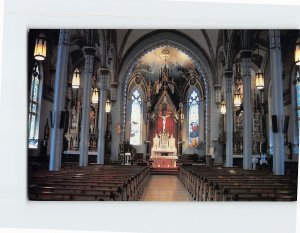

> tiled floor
[140,175,193,201]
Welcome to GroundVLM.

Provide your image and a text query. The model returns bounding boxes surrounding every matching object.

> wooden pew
[179,165,298,202]
[29,165,150,201]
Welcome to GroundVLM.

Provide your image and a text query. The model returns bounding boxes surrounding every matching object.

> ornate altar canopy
[149,64,179,168]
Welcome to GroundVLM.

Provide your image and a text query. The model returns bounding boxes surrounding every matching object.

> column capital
[269,29,281,50]
[214,84,222,89]
[83,53,94,74]
[83,46,96,56]
[224,70,233,79]
[97,68,108,90]
[240,50,253,59]
[58,29,70,46]
[98,67,110,76]
[110,82,118,88]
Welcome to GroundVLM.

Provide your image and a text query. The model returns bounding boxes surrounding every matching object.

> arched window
[296,71,300,138]
[296,71,300,123]
[28,63,41,148]
[130,89,142,145]
[188,89,200,146]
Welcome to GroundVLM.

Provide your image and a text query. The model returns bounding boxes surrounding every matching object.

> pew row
[179,165,297,201]
[29,165,150,201]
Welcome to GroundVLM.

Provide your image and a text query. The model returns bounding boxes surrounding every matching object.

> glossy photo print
[28,29,299,201]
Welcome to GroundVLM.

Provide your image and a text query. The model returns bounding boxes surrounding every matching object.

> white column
[49,29,70,171]
[224,70,233,167]
[97,68,109,164]
[241,50,253,170]
[79,47,96,167]
[269,29,285,175]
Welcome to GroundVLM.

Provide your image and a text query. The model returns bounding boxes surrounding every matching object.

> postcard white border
[0,1,299,233]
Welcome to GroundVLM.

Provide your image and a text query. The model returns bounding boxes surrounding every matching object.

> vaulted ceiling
[116,30,219,67]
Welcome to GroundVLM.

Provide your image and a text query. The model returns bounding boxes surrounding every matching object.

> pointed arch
[118,31,214,155]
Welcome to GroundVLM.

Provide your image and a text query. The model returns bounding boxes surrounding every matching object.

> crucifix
[158,113,170,133]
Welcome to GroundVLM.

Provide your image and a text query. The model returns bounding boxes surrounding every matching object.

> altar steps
[150,167,180,175]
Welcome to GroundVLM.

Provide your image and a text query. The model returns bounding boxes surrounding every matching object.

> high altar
[149,63,179,168]
[151,132,178,168]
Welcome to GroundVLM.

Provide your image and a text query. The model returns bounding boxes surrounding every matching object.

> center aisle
[140,175,193,201]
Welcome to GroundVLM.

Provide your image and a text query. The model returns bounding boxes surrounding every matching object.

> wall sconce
[105,99,111,113]
[34,33,47,61]
[295,38,300,66]
[72,68,80,89]
[220,101,226,114]
[91,88,99,104]
[255,69,264,90]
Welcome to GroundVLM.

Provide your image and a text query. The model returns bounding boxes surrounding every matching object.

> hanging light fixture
[233,60,243,107]
[234,91,242,107]
[220,101,226,114]
[34,33,47,61]
[255,45,265,89]
[295,37,300,66]
[105,99,111,113]
[255,69,264,89]
[91,88,99,104]
[72,68,80,88]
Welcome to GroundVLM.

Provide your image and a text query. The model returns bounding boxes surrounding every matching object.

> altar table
[150,155,178,168]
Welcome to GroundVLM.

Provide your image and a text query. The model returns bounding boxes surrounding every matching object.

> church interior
[28,29,299,201]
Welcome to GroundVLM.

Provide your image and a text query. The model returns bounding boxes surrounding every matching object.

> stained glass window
[294,71,300,156]
[28,63,41,148]
[188,90,200,145]
[130,89,142,145]
[296,72,300,121]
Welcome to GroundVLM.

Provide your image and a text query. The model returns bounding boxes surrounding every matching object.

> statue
[115,123,122,135]
[71,107,78,129]
[72,137,78,148]
[90,108,96,134]
[153,134,160,149]
[169,134,175,149]
[158,113,170,133]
